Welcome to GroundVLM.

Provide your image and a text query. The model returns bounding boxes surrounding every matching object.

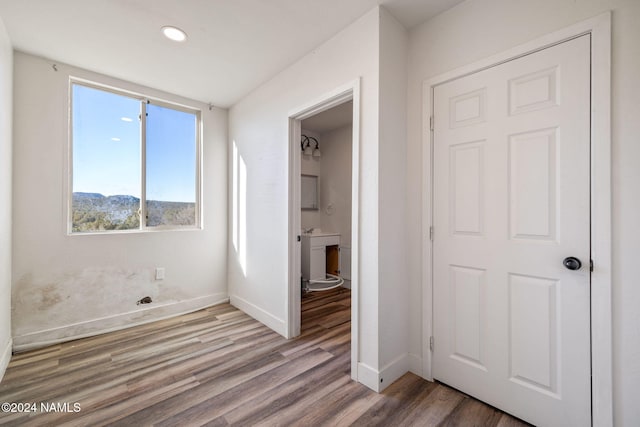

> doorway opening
[288,81,360,380]
[300,101,352,294]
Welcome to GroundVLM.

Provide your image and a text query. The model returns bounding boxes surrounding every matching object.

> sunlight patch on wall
[232,141,239,252]
[232,140,247,277]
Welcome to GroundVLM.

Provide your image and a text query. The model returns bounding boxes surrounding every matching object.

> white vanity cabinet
[301,233,340,282]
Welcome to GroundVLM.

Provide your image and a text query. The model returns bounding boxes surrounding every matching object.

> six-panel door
[432,35,591,426]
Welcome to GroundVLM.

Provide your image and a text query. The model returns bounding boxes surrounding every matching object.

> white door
[432,35,591,426]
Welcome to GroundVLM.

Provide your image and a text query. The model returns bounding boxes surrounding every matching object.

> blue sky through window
[72,84,197,203]
[146,104,196,203]
[73,84,140,197]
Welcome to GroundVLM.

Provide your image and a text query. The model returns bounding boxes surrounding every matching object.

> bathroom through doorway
[287,81,360,380]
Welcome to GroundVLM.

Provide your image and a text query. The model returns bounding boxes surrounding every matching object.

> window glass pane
[145,103,197,227]
[72,84,141,232]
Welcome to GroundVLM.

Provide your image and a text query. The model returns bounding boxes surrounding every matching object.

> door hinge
[590,259,594,272]
[297,235,301,242]
[429,226,434,241]
[429,116,434,131]
[429,336,434,352]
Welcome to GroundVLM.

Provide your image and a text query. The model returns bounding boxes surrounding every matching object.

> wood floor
[0,288,530,426]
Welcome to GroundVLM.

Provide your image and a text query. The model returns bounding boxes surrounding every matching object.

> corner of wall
[377,1,411,376]
[11,53,228,350]
[358,352,414,393]
[0,15,13,383]
[0,338,12,381]
[229,294,287,337]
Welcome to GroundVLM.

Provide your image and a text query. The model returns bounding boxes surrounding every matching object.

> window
[70,81,200,233]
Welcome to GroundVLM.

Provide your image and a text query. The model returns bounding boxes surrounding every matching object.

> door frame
[421,12,612,426]
[287,79,361,380]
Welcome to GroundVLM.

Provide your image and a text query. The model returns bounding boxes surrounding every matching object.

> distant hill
[73,192,105,199]
[72,193,195,232]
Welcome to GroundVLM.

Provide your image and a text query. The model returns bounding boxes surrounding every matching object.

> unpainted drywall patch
[12,266,206,344]
[13,267,155,335]
[40,284,63,309]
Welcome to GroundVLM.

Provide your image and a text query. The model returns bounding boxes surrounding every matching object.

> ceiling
[0,0,464,108]
[302,101,353,134]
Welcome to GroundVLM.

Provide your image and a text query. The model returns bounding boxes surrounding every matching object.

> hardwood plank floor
[0,288,530,426]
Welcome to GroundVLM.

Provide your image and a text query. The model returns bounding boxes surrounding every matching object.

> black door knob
[563,257,582,271]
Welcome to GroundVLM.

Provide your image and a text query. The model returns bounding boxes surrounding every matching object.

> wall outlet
[155,267,165,280]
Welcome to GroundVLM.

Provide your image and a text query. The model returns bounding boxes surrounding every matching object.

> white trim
[357,353,414,393]
[287,117,302,339]
[421,12,612,426]
[13,293,228,352]
[588,14,613,426]
[421,70,434,382]
[408,352,423,377]
[339,246,352,281]
[357,362,380,391]
[379,353,411,391]
[230,294,287,337]
[69,76,203,112]
[140,98,148,229]
[0,338,12,381]
[287,80,358,121]
[287,79,361,383]
[350,81,361,381]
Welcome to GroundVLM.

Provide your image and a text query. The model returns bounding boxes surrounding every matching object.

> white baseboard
[379,353,411,391]
[357,353,412,392]
[13,293,228,352]
[230,294,287,337]
[357,362,381,392]
[0,338,12,382]
[408,352,423,377]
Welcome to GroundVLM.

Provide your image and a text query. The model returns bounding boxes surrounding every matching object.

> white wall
[12,52,228,350]
[378,8,411,383]
[229,6,412,391]
[0,16,12,380]
[228,7,384,385]
[406,0,640,424]
[317,124,353,250]
[300,125,353,249]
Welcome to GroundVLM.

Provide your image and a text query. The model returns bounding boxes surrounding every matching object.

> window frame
[68,78,203,234]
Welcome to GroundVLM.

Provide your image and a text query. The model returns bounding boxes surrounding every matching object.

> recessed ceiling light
[161,26,187,42]
[121,117,133,122]
[111,137,121,142]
